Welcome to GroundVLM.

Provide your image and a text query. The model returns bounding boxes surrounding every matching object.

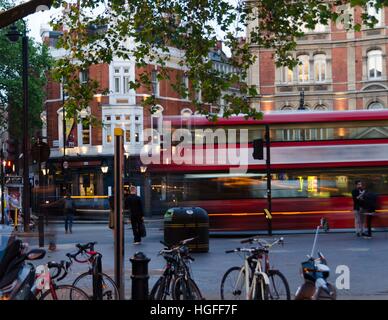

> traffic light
[252,139,264,160]
[5,160,14,174]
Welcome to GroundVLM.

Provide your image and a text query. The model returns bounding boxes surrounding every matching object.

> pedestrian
[124,186,145,245]
[352,180,365,237]
[108,194,114,232]
[64,192,74,234]
[360,183,378,239]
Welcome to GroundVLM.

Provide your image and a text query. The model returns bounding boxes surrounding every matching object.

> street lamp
[6,21,31,232]
[298,89,307,110]
[101,161,109,174]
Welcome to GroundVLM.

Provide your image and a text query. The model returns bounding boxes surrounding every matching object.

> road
[17,220,388,300]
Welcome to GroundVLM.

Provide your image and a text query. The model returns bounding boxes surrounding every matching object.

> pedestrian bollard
[38,214,44,247]
[130,252,150,300]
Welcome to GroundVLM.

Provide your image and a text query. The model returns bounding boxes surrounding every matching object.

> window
[105,124,112,143]
[125,125,131,142]
[151,70,159,96]
[80,70,89,84]
[181,75,189,99]
[125,115,130,121]
[367,1,382,27]
[298,55,309,83]
[367,50,382,79]
[114,77,120,93]
[115,115,121,121]
[123,76,130,94]
[135,124,141,143]
[281,105,293,111]
[82,120,90,145]
[368,101,384,109]
[151,105,163,144]
[314,54,326,82]
[281,67,293,84]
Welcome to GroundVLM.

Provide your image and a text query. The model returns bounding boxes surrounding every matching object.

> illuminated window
[82,120,90,145]
[105,124,112,143]
[125,125,131,142]
[298,55,309,83]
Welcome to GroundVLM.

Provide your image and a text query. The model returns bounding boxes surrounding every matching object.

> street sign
[5,176,23,187]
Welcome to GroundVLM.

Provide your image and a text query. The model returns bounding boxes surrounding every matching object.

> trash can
[164,207,209,253]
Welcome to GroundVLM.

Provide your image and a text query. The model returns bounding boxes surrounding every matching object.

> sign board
[5,176,23,187]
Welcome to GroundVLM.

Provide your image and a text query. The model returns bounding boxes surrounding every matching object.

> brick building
[248,5,388,114]
[40,27,235,215]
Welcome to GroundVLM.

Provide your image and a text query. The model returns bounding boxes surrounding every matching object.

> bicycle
[150,238,203,300]
[240,237,290,300]
[32,260,89,300]
[221,237,290,300]
[67,242,119,300]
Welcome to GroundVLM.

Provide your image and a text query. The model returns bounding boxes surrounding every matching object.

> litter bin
[164,207,209,253]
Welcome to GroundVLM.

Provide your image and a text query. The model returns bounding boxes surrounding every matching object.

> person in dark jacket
[352,180,365,237]
[124,186,144,244]
[360,183,378,239]
[64,193,74,234]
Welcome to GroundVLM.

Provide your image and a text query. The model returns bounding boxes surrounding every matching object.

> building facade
[248,5,388,113]
[40,28,237,215]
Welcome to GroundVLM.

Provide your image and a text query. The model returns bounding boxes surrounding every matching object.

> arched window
[367,50,382,79]
[181,108,193,117]
[281,105,293,111]
[368,101,384,109]
[314,54,326,82]
[298,55,309,83]
[315,104,327,111]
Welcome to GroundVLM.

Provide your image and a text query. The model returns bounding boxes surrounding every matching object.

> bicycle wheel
[72,272,119,300]
[172,277,202,300]
[40,285,89,300]
[253,274,269,300]
[220,266,246,300]
[267,270,291,300]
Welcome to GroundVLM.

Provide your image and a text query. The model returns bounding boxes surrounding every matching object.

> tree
[34,0,387,121]
[0,0,53,145]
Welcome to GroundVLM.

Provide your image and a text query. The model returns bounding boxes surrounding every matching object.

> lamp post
[6,21,30,232]
[298,89,307,110]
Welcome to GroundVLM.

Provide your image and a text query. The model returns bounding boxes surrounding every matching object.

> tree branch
[0,0,53,29]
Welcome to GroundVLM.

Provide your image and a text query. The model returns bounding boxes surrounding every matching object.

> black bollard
[130,252,150,300]
[38,214,44,247]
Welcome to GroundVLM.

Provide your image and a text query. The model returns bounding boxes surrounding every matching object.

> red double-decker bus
[146,110,388,232]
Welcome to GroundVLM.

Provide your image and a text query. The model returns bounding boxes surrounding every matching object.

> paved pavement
[16,220,388,300]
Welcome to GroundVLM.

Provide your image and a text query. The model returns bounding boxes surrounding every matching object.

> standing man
[64,192,74,234]
[361,183,378,239]
[352,180,365,237]
[125,186,144,245]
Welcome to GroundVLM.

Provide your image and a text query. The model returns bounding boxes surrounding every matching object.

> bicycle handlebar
[240,237,284,248]
[76,241,97,251]
[225,247,267,254]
